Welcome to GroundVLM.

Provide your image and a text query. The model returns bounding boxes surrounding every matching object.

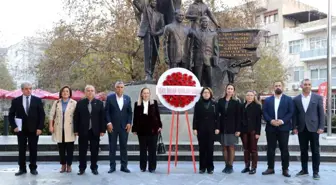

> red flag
[317,82,327,112]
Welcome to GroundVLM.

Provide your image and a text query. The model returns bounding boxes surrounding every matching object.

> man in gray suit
[292,78,325,180]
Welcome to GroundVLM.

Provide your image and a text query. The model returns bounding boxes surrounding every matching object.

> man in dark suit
[292,79,324,180]
[106,81,133,173]
[262,81,294,177]
[74,85,106,175]
[8,82,45,176]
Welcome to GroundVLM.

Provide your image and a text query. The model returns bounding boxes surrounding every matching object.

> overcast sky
[0,0,334,47]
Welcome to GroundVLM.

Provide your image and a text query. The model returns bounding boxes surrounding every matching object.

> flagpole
[327,0,332,136]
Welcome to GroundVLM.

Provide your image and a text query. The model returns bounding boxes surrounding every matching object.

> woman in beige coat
[49,86,77,173]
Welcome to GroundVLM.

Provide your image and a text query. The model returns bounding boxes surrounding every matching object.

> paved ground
[0,162,334,185]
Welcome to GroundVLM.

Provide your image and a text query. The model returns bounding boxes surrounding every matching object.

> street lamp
[326,0,335,139]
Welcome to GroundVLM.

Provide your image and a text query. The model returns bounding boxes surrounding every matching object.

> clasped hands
[271,119,283,127]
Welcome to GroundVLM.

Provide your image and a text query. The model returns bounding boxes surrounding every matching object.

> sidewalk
[0,162,334,185]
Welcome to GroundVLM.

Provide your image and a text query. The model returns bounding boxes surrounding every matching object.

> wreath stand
[167,111,196,174]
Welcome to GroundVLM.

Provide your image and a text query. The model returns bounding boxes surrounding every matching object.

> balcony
[300,47,335,62]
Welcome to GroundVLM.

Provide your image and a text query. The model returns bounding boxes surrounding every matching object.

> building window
[294,67,304,82]
[332,68,336,78]
[289,39,304,54]
[319,68,327,79]
[310,37,327,49]
[263,10,278,24]
[311,69,318,79]
[274,13,278,22]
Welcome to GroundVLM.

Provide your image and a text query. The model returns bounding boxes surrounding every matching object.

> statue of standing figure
[133,0,165,81]
[163,10,190,69]
[189,16,219,89]
[186,0,220,29]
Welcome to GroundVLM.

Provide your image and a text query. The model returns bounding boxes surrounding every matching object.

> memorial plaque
[218,30,261,59]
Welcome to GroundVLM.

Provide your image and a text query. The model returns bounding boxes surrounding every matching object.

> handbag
[157,133,166,155]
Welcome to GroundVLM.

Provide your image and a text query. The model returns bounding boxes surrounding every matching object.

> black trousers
[108,129,129,169]
[266,131,290,170]
[138,135,158,171]
[79,129,100,170]
[197,130,215,171]
[17,131,39,171]
[298,126,320,173]
[58,142,74,165]
[58,128,74,165]
[193,64,212,88]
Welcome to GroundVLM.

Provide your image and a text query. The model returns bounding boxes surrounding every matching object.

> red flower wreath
[162,72,196,108]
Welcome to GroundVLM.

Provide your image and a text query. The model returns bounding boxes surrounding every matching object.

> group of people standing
[8,78,324,181]
[193,79,324,180]
[8,81,162,176]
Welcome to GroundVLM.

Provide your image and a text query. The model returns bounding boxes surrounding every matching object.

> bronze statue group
[7,0,324,181]
[135,0,219,89]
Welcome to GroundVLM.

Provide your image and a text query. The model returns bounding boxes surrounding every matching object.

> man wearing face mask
[262,81,294,177]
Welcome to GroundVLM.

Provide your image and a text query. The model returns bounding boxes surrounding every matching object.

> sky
[0,0,335,48]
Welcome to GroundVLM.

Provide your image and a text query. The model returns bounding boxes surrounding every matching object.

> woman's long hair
[246,90,261,105]
[222,83,237,100]
[137,87,154,106]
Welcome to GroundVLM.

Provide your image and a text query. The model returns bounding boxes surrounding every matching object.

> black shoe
[149,170,155,173]
[15,170,27,176]
[241,167,250,173]
[262,169,275,175]
[226,165,233,174]
[207,170,214,174]
[108,168,116,173]
[199,169,206,174]
[121,168,131,173]
[296,170,309,177]
[77,170,85,175]
[141,169,146,172]
[282,170,291,178]
[222,166,228,173]
[30,170,38,175]
[313,173,320,180]
[92,170,98,175]
[249,168,256,175]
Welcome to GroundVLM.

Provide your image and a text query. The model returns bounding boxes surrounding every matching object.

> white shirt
[274,95,282,120]
[22,95,31,114]
[143,100,149,115]
[301,92,312,112]
[116,95,124,111]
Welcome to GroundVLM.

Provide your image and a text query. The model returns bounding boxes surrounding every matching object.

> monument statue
[157,0,182,25]
[133,0,165,81]
[189,16,219,89]
[186,0,220,29]
[163,9,190,69]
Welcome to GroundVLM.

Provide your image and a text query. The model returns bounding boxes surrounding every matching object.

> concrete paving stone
[0,162,335,185]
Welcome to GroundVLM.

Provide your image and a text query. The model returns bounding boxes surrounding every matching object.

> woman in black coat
[193,87,220,174]
[217,84,241,174]
[240,90,262,175]
[132,87,162,173]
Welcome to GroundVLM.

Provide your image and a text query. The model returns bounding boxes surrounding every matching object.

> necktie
[88,101,92,130]
[26,96,30,115]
